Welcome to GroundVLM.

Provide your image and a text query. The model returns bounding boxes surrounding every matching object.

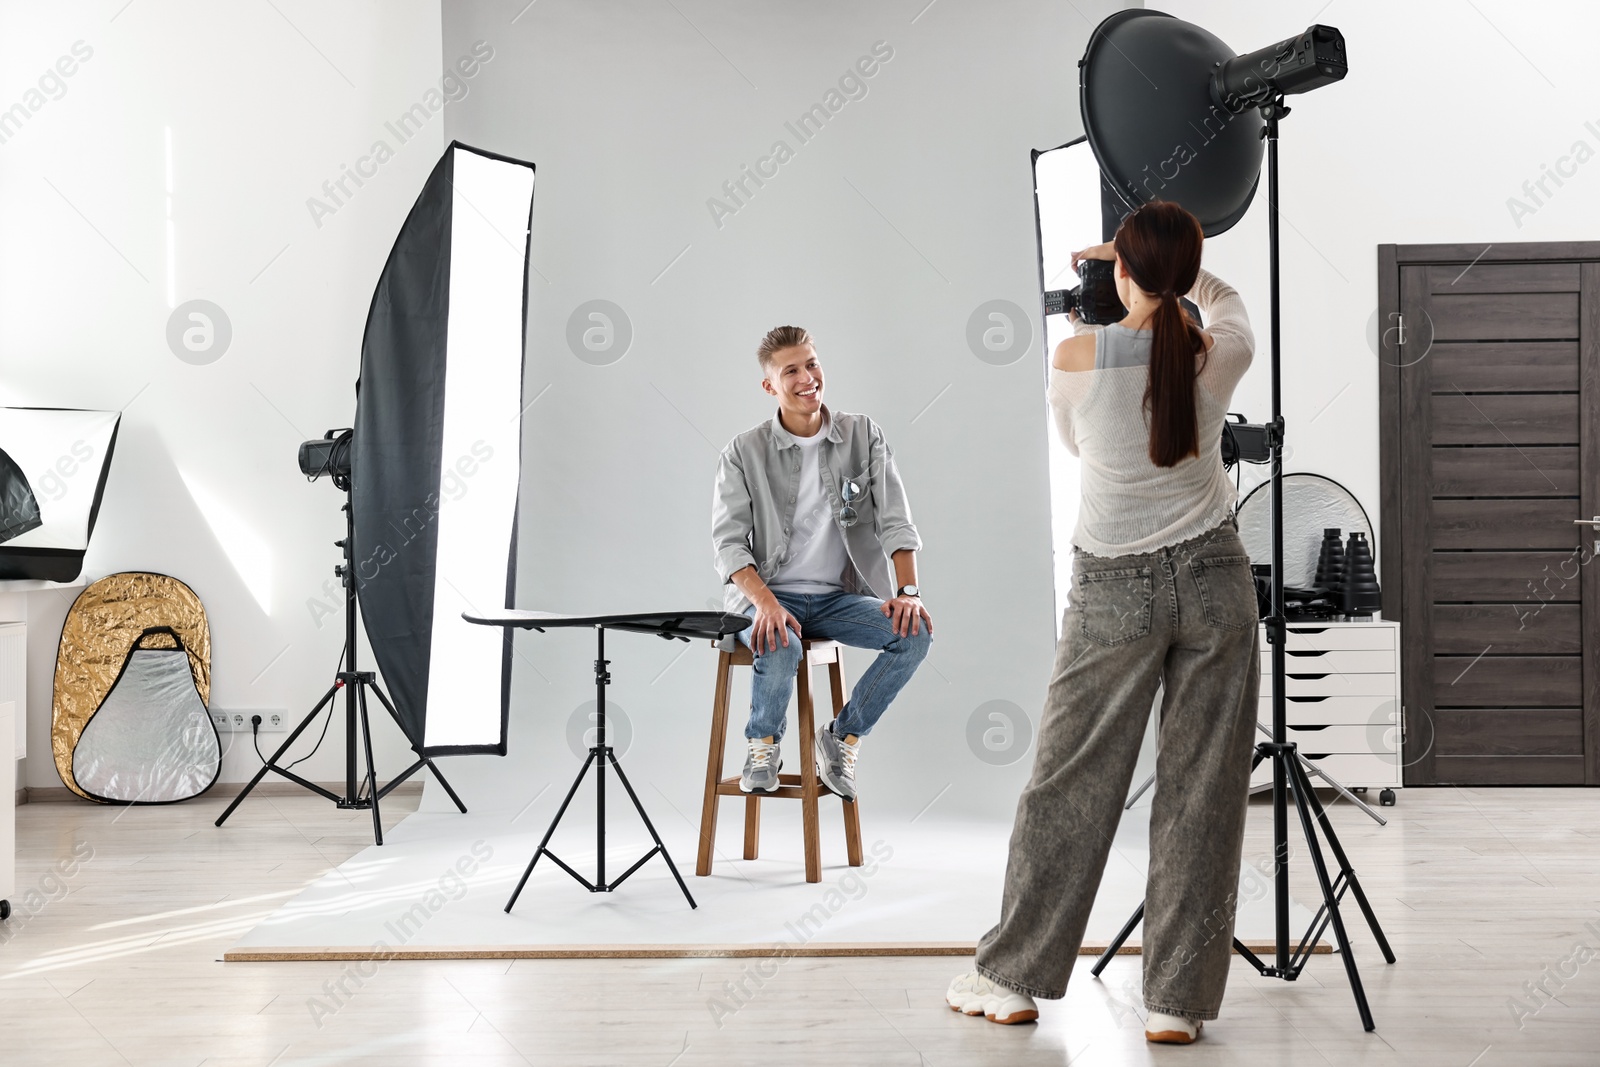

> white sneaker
[946,971,1039,1025]
[815,721,859,801]
[739,739,781,793]
[1145,1010,1203,1044]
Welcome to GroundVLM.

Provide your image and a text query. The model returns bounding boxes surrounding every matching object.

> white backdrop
[431,0,1125,822]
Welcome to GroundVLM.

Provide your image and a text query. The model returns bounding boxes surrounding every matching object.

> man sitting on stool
[711,325,932,801]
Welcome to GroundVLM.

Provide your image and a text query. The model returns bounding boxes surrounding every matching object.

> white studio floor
[15,783,1600,1066]
[225,783,1316,960]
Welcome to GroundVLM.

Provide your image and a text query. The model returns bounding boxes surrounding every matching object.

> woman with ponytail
[947,202,1259,1044]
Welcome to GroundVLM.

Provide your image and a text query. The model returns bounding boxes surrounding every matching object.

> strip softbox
[0,408,119,581]
[351,142,535,757]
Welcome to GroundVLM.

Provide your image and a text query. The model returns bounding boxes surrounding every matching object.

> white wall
[1160,0,1600,553]
[0,0,448,789]
[434,0,1128,821]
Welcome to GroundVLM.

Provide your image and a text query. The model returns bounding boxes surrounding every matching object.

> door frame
[1378,240,1600,786]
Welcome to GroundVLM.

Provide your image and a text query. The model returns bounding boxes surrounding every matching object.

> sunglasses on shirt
[838,479,863,528]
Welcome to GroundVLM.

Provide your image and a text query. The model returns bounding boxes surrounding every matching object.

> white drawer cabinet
[1264,695,1398,726]
[1251,619,1402,800]
[1,701,12,919]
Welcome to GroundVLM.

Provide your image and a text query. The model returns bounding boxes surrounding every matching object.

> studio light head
[1211,25,1347,114]
[298,428,352,488]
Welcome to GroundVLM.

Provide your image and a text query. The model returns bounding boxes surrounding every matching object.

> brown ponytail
[1112,202,1207,468]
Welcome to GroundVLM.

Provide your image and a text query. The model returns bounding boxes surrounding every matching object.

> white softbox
[0,407,119,581]
[351,143,535,756]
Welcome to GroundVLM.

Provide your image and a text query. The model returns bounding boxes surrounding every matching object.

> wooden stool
[696,638,863,883]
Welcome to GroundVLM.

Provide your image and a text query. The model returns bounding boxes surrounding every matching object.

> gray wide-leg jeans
[975,519,1260,1020]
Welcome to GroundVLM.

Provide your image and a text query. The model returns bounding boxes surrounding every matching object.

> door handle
[1574,517,1600,527]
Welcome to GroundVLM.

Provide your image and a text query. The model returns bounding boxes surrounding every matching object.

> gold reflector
[52,572,211,800]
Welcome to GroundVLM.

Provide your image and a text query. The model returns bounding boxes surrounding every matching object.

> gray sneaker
[815,722,860,802]
[740,739,782,793]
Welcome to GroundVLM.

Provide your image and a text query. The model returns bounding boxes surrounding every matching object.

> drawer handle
[1288,725,1329,732]
[1287,673,1330,680]
[1285,696,1328,703]
[1286,649,1329,658]
[1288,627,1330,634]
[1300,753,1332,760]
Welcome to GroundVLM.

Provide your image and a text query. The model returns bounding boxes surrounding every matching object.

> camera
[1043,259,1126,326]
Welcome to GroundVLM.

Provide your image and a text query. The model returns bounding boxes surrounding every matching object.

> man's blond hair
[757,325,814,372]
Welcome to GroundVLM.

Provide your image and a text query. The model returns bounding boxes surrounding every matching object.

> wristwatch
[897,584,920,598]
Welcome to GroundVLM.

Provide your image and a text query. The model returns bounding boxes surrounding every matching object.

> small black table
[463,609,752,912]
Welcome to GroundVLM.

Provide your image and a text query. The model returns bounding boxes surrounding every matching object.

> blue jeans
[737,590,931,742]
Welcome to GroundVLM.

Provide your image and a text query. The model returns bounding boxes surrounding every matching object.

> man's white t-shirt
[768,425,850,595]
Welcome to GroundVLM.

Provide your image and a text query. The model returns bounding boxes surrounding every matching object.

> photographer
[947,201,1259,1044]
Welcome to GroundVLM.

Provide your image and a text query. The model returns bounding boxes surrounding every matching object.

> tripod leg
[1123,770,1155,811]
[421,758,469,813]
[356,685,383,846]
[1286,754,1376,1031]
[215,683,341,827]
[367,680,469,814]
[1297,755,1386,826]
[1293,759,1397,965]
[1090,901,1144,977]
[506,752,596,913]
[606,751,697,910]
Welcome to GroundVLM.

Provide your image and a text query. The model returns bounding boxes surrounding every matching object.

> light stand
[1088,98,1394,1030]
[1252,99,1395,1014]
[214,493,467,845]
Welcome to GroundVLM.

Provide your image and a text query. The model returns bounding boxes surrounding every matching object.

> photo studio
[2,1,1598,1063]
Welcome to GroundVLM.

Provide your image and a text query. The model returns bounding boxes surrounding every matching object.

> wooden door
[1381,244,1600,785]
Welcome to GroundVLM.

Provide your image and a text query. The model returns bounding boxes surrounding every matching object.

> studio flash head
[1210,24,1347,113]
[298,428,352,486]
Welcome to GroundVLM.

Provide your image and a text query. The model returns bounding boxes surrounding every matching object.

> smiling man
[711,325,931,801]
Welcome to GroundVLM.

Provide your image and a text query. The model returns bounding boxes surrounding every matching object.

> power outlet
[210,709,287,733]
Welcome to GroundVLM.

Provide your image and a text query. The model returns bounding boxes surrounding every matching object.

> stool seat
[696,637,863,883]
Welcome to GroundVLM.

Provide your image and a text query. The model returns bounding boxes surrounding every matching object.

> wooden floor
[3,787,1598,1066]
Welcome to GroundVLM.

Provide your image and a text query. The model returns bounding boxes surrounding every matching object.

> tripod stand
[214,494,466,846]
[504,623,696,912]
[1122,718,1389,826]
[1091,98,1394,1030]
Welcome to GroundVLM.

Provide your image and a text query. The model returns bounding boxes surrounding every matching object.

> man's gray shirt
[712,404,921,613]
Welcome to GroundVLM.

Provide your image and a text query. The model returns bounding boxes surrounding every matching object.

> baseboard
[21,780,426,803]
[223,940,1330,962]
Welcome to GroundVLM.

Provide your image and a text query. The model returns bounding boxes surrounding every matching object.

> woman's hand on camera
[1070,242,1116,270]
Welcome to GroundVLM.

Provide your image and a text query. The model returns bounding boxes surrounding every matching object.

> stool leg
[798,656,822,883]
[743,796,761,860]
[830,657,863,867]
[697,652,734,877]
